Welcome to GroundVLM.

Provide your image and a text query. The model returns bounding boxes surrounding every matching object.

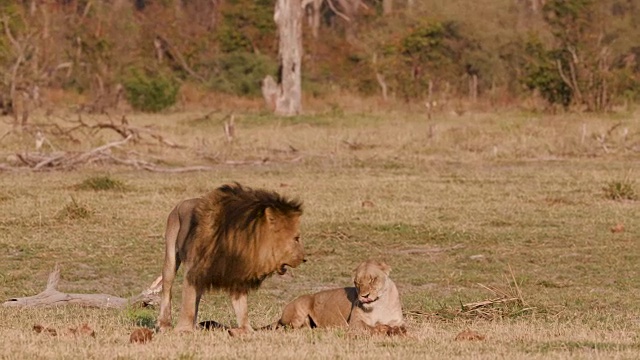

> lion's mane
[186,183,303,293]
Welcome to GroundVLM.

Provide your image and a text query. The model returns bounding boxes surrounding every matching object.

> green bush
[123,70,179,112]
[522,38,572,107]
[207,52,277,96]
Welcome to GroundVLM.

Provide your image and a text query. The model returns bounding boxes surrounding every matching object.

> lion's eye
[294,236,300,242]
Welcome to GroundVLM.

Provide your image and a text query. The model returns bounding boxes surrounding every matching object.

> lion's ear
[265,207,279,227]
[378,261,392,275]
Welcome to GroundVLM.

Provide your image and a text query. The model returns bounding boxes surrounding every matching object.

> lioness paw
[371,324,407,336]
[386,325,407,336]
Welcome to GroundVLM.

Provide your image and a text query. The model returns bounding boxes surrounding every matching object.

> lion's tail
[198,320,230,330]
[258,321,283,331]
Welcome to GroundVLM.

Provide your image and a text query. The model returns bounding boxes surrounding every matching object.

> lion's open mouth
[277,264,288,275]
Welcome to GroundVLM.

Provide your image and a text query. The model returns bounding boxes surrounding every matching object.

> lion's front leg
[228,290,253,336]
[174,280,200,333]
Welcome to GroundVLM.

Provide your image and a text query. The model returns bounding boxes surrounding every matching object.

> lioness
[271,259,405,335]
[157,183,304,335]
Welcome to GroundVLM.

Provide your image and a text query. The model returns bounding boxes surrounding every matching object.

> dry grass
[1,108,639,358]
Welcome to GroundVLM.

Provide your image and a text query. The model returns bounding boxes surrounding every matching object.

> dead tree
[3,266,162,309]
[274,0,303,116]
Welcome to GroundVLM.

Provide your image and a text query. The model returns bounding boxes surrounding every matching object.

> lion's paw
[174,325,196,333]
[228,327,253,337]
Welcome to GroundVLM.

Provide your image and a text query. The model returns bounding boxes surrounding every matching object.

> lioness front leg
[228,291,252,336]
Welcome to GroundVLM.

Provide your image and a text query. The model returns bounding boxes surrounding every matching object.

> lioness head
[265,207,305,275]
[353,260,391,308]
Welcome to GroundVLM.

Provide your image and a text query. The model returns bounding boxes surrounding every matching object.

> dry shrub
[56,197,93,220]
[603,179,637,201]
[129,328,153,344]
[454,329,486,341]
[412,266,535,322]
[75,176,127,191]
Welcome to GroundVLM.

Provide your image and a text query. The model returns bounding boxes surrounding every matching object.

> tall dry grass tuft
[412,266,536,322]
[603,173,637,201]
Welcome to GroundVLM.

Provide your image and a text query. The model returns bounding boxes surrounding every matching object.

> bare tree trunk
[383,0,392,15]
[333,0,358,42]
[262,75,278,110]
[530,0,546,13]
[209,0,220,29]
[274,0,303,116]
[469,74,478,102]
[303,0,322,39]
[376,73,388,102]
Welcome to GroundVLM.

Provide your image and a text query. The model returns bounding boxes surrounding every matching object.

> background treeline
[2,0,640,114]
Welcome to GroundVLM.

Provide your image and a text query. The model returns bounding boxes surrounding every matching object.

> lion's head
[353,260,392,308]
[188,183,304,292]
[264,206,305,275]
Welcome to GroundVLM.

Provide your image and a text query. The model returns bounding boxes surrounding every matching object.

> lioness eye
[294,236,300,242]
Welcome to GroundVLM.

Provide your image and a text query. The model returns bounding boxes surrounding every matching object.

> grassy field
[1,108,639,359]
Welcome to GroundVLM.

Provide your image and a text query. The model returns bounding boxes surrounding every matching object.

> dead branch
[326,0,351,22]
[393,244,465,255]
[0,163,18,172]
[1,113,305,172]
[155,35,206,83]
[14,135,132,171]
[594,121,623,154]
[2,266,162,309]
[143,165,218,173]
[92,115,185,148]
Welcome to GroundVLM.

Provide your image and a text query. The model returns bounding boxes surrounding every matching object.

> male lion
[156,183,304,335]
[269,259,406,335]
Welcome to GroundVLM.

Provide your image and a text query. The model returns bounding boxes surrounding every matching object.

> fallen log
[2,265,162,309]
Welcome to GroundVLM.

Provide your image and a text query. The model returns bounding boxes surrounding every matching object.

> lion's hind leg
[157,204,182,332]
[157,199,197,332]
